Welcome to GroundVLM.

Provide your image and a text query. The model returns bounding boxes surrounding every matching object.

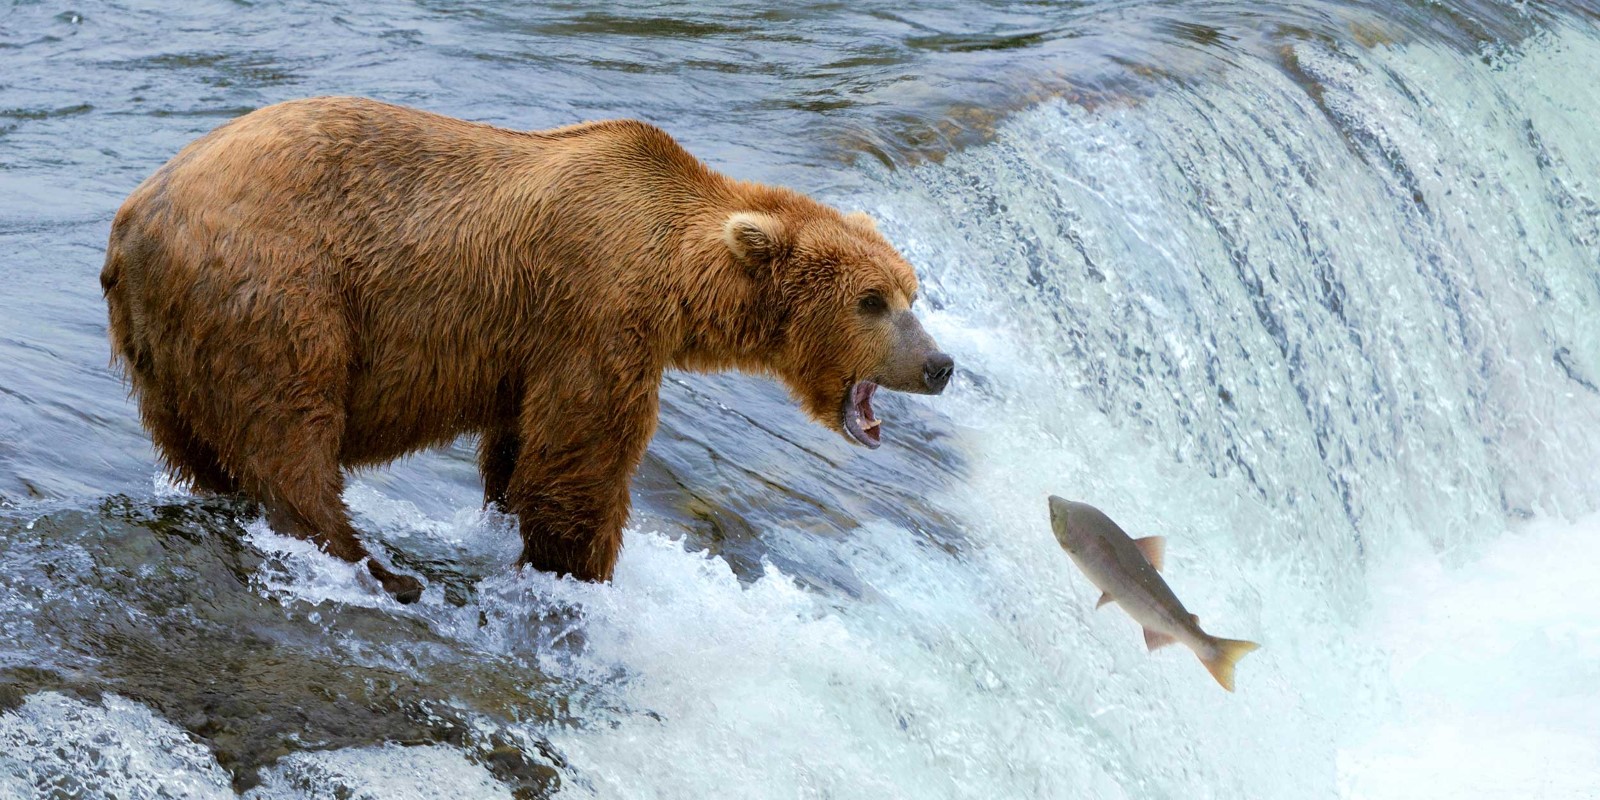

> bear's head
[723,207,953,449]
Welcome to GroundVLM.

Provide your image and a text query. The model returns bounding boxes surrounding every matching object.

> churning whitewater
[2,4,1599,799]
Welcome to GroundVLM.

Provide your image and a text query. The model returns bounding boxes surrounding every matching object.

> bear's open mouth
[841,380,881,448]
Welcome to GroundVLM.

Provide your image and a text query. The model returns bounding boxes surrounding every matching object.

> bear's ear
[844,211,877,231]
[723,212,786,269]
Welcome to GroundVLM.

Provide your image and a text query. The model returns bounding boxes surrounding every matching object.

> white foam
[152,471,190,499]
[0,692,234,799]
[345,483,512,551]
[508,531,1015,799]
[0,691,517,800]
[248,745,515,800]
[1340,512,1600,799]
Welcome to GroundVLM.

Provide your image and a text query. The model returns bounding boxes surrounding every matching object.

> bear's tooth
[862,419,881,431]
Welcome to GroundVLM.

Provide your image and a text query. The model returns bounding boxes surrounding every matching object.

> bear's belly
[338,359,511,466]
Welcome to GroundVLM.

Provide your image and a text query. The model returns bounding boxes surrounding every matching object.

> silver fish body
[1048,496,1259,691]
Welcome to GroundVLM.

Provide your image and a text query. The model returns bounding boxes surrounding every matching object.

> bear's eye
[858,293,888,315]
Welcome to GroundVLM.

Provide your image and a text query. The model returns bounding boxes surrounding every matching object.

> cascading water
[2,2,1598,798]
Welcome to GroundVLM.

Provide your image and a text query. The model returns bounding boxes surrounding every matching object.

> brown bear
[101,97,954,603]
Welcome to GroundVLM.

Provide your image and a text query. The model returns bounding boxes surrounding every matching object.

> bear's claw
[370,565,424,604]
[389,578,424,604]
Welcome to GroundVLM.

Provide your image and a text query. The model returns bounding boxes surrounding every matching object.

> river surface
[3,1,1600,797]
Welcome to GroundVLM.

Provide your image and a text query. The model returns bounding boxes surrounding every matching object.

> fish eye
[857,292,888,315]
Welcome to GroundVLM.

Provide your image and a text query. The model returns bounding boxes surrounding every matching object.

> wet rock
[0,499,577,794]
[481,740,564,799]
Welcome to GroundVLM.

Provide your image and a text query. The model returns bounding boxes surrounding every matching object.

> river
[2,1,1599,797]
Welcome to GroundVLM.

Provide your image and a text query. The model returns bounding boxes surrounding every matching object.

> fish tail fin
[1201,637,1260,692]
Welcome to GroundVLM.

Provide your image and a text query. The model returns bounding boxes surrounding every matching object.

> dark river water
[4,1,1600,797]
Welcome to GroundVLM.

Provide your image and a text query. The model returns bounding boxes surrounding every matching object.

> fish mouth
[1047,496,1073,548]
[841,380,881,448]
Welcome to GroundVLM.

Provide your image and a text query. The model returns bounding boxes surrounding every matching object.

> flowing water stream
[2,1,1599,797]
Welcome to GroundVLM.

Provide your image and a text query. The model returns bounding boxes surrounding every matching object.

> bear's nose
[922,353,954,394]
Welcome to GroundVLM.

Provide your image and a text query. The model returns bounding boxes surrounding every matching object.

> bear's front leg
[478,427,520,509]
[504,376,660,582]
[511,479,631,581]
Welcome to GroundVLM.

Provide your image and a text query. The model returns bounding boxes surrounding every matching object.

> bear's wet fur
[102,97,950,600]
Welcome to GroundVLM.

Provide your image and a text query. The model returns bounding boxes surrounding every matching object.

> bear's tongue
[846,381,881,448]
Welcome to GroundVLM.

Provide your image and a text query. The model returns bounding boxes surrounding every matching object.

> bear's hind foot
[368,562,424,604]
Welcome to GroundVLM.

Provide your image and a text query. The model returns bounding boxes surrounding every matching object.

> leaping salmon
[1048,496,1259,691]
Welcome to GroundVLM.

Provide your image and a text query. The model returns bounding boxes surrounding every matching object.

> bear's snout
[871,309,950,396]
[922,353,954,394]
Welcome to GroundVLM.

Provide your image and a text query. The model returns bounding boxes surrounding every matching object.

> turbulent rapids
[3,1,1600,798]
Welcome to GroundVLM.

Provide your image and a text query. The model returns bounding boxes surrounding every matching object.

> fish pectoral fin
[1134,536,1166,571]
[1143,628,1179,651]
[1096,592,1115,609]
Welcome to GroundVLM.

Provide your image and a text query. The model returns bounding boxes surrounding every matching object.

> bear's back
[109,96,747,322]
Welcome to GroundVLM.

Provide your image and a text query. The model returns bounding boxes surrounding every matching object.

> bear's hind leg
[247,456,425,604]
[201,281,424,603]
[232,400,424,603]
[139,390,239,495]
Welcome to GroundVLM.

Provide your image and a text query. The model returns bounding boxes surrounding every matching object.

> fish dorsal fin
[1134,536,1166,571]
[1096,592,1115,609]
[1191,614,1200,626]
[1144,628,1179,651]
